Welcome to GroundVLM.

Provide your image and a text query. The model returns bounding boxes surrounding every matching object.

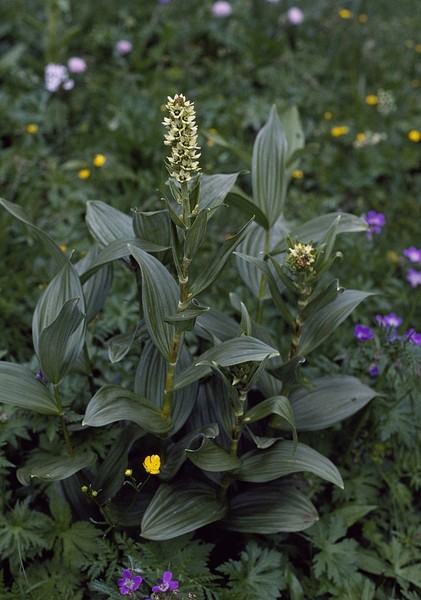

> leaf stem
[256,229,271,324]
[54,384,74,457]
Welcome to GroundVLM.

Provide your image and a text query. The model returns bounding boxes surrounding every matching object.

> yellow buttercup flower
[338,8,352,19]
[26,123,39,134]
[93,153,107,167]
[408,130,421,142]
[292,169,304,179]
[143,454,161,475]
[331,126,350,137]
[78,168,91,179]
[365,95,378,105]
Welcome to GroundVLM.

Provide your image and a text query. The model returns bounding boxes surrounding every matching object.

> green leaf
[184,209,208,261]
[85,200,133,246]
[271,212,368,254]
[173,336,280,391]
[17,453,95,486]
[252,105,287,227]
[141,480,227,540]
[76,247,113,322]
[0,198,66,268]
[82,385,172,434]
[79,239,168,283]
[38,298,85,384]
[225,482,319,533]
[0,362,58,415]
[235,224,270,299]
[233,440,343,488]
[245,395,297,442]
[289,376,378,431]
[129,245,178,361]
[301,279,343,320]
[189,219,253,297]
[298,290,375,355]
[225,186,269,229]
[199,172,242,211]
[186,438,241,471]
[280,105,305,179]
[132,208,172,246]
[164,301,210,333]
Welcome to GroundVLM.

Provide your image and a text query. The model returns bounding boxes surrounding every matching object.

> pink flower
[67,57,87,73]
[212,1,232,17]
[116,40,133,55]
[287,7,304,24]
[44,64,74,92]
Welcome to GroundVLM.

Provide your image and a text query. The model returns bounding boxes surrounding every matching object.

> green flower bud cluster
[163,94,201,183]
[287,242,316,272]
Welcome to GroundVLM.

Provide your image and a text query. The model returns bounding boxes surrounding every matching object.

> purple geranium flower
[364,210,386,238]
[403,246,421,263]
[211,1,232,17]
[369,364,379,376]
[354,324,374,341]
[375,313,403,328]
[118,569,142,595]
[404,329,421,345]
[152,571,179,593]
[287,7,304,24]
[406,268,421,288]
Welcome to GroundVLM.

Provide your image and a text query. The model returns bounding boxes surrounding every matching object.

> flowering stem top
[163,94,201,226]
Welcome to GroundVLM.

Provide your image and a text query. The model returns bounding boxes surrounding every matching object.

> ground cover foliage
[0,0,420,598]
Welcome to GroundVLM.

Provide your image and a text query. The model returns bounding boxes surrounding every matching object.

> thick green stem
[219,390,248,499]
[161,331,181,419]
[54,385,74,457]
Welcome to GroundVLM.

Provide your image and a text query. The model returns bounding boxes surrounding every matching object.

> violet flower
[369,364,379,376]
[118,569,142,596]
[354,324,374,341]
[364,210,386,238]
[375,313,403,328]
[403,246,421,263]
[406,268,421,288]
[404,329,421,345]
[152,571,179,593]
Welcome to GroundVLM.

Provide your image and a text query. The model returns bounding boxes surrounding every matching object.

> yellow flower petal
[143,454,161,475]
[93,153,107,167]
[365,94,378,105]
[338,8,352,19]
[408,130,421,143]
[26,123,39,134]
[78,168,91,179]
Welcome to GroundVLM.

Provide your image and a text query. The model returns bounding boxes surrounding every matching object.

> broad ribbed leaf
[252,105,287,227]
[281,105,305,179]
[235,223,269,298]
[225,483,318,533]
[233,440,343,488]
[17,453,95,486]
[132,208,172,246]
[301,279,343,320]
[0,362,58,415]
[86,200,133,246]
[79,239,168,283]
[195,309,239,343]
[129,245,178,361]
[245,395,296,442]
[38,298,85,384]
[141,480,227,540]
[186,438,241,471]
[76,247,113,322]
[189,219,253,297]
[0,198,66,268]
[173,336,279,391]
[298,290,375,355]
[225,186,269,229]
[199,172,241,210]
[271,213,368,254]
[184,209,208,260]
[32,260,86,359]
[82,385,172,434]
[289,376,378,431]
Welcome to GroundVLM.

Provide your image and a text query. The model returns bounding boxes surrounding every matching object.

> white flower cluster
[45,64,74,92]
[353,131,388,148]
[163,94,201,184]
